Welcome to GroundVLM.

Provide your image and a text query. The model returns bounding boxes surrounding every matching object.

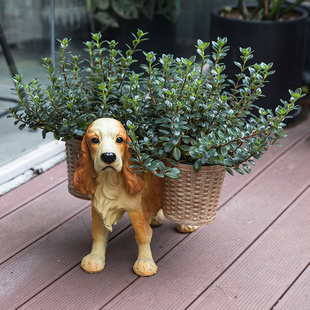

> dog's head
[73,118,144,196]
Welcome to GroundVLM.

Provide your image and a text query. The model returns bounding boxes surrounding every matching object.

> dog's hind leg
[128,208,158,276]
[150,209,198,233]
[150,209,164,227]
[81,205,109,273]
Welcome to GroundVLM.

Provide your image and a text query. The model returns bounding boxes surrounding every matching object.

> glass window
[0,0,55,169]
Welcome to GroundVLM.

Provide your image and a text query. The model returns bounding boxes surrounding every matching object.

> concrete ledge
[0,140,66,195]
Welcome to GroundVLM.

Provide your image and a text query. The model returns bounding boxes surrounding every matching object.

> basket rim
[65,138,83,146]
[170,161,226,173]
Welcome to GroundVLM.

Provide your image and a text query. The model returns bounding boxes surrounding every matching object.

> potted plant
[287,0,310,85]
[210,0,308,119]
[119,36,303,225]
[8,31,303,225]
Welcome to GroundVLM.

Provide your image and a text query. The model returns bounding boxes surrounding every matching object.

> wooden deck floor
[1,107,310,310]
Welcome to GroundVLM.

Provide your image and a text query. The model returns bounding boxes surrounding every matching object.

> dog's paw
[133,257,158,277]
[81,253,105,273]
[176,223,199,233]
[150,209,164,227]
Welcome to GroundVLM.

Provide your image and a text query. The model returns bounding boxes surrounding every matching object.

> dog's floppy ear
[121,134,144,196]
[73,135,97,195]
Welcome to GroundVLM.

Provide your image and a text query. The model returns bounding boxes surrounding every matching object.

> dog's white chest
[92,172,139,231]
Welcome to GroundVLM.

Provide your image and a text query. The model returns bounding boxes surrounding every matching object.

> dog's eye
[116,137,123,143]
[92,137,99,144]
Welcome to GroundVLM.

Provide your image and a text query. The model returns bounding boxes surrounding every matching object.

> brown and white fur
[73,118,197,277]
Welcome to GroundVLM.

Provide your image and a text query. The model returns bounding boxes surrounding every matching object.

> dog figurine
[73,118,197,276]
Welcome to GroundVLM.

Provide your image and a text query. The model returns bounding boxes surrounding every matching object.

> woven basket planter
[163,163,226,226]
[65,139,90,200]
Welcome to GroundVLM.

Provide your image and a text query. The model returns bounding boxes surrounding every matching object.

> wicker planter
[163,163,226,226]
[65,140,226,224]
[65,139,90,200]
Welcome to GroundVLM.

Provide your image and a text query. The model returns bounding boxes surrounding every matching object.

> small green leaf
[182,136,190,144]
[242,164,251,174]
[129,164,141,169]
[225,167,234,176]
[220,146,228,157]
[180,144,191,151]
[165,171,179,178]
[248,159,256,166]
[171,167,180,174]
[172,147,181,161]
[253,153,261,160]
[159,129,170,135]
[234,167,244,175]
[164,142,174,152]
[194,159,202,172]
[171,135,180,145]
[19,124,26,130]
[201,154,209,165]
[156,172,165,178]
[189,150,200,159]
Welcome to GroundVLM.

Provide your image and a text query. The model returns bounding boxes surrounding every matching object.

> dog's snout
[101,152,116,164]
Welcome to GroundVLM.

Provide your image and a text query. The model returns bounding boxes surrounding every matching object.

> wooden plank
[95,133,310,309]
[188,187,310,310]
[275,264,310,309]
[0,161,67,217]
[19,219,187,310]
[0,209,131,309]
[0,181,90,264]
[19,132,310,309]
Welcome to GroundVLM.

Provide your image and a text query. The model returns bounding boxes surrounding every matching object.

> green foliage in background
[235,0,305,20]
[87,0,180,32]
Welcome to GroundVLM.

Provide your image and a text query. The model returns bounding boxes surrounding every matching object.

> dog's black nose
[101,152,116,164]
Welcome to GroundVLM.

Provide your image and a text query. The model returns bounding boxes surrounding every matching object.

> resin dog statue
[73,118,197,276]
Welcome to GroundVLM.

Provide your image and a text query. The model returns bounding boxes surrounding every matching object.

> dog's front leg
[128,208,158,276]
[81,204,109,273]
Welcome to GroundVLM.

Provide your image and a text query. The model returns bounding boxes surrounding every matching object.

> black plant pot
[287,1,310,86]
[210,6,308,119]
